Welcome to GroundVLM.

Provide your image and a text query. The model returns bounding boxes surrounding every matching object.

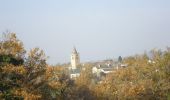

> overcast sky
[0,0,170,65]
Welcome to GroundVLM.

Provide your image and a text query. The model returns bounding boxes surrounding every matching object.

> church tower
[71,47,80,69]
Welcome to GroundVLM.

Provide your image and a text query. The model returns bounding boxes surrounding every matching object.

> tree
[24,48,47,96]
[0,32,26,99]
[73,65,96,100]
[0,32,25,59]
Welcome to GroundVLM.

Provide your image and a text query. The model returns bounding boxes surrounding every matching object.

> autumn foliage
[0,32,170,100]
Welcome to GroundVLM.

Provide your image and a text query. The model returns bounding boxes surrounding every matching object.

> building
[69,68,81,78]
[69,47,81,79]
[71,47,80,69]
[92,64,114,77]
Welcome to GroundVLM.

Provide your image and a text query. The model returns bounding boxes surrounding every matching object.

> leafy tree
[73,65,96,100]
[0,32,25,59]
[23,48,48,99]
[0,32,26,99]
[40,66,73,100]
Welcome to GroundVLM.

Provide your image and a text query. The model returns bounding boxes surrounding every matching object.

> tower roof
[72,47,78,54]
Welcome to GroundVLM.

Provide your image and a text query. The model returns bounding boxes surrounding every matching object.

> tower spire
[72,46,77,54]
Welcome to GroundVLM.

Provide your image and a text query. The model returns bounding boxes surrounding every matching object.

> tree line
[0,32,170,100]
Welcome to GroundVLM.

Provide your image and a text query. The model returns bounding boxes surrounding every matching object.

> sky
[0,0,170,65]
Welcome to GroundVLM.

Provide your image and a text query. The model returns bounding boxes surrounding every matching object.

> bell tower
[71,47,80,69]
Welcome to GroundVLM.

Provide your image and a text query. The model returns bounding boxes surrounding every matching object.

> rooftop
[69,68,81,74]
[72,47,78,54]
